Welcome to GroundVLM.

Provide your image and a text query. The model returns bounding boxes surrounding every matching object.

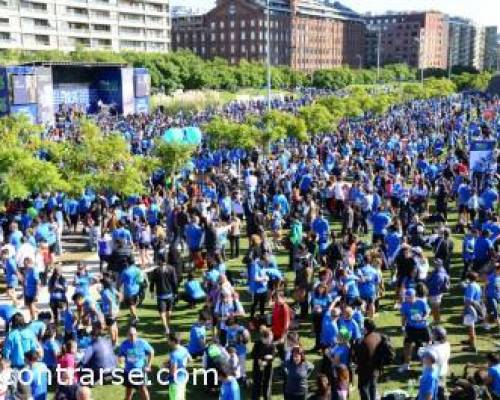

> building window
[251,19,255,27]
[250,31,255,40]
[211,33,215,42]
[241,31,245,40]
[220,32,224,40]
[35,34,49,45]
[230,32,235,41]
[210,22,215,29]
[219,21,224,29]
[240,19,245,28]
[230,20,234,28]
[241,44,246,53]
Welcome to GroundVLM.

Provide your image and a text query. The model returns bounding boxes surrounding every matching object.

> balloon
[183,126,202,145]
[162,128,184,143]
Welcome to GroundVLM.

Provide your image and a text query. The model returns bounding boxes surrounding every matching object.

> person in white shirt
[16,239,36,268]
[245,172,258,194]
[418,326,450,396]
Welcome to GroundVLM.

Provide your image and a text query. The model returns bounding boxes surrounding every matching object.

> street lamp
[356,54,362,69]
[414,35,424,85]
[376,26,381,82]
[447,37,453,79]
[266,0,271,112]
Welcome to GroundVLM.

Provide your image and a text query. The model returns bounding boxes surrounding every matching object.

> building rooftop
[20,61,129,68]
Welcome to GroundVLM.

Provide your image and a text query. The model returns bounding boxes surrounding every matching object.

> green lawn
[54,209,495,399]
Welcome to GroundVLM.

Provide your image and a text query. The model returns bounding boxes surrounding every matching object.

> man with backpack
[354,319,395,400]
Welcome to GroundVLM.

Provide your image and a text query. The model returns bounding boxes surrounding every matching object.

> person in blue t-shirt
[473,230,494,271]
[485,353,500,398]
[462,272,482,352]
[461,227,476,280]
[328,327,351,369]
[219,366,241,400]
[23,257,40,321]
[9,222,23,251]
[425,260,449,324]
[184,273,206,307]
[357,262,381,319]
[480,185,498,211]
[249,260,269,320]
[417,351,439,400]
[119,263,143,322]
[74,262,95,300]
[311,284,332,351]
[118,326,154,400]
[0,303,18,332]
[371,208,392,244]
[3,313,38,368]
[100,276,120,346]
[41,325,60,372]
[337,306,362,341]
[185,216,204,252]
[485,265,500,332]
[1,248,20,306]
[167,332,192,399]
[399,288,430,373]
[22,350,49,400]
[320,304,339,349]
[187,312,207,358]
[312,213,330,255]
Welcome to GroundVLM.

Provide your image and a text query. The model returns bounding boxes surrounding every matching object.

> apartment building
[364,11,448,69]
[172,0,365,72]
[0,0,170,52]
[484,26,498,70]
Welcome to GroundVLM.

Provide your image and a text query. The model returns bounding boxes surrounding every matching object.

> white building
[0,0,170,52]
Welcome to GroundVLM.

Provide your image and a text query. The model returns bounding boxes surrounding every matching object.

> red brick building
[365,11,449,69]
[172,0,365,72]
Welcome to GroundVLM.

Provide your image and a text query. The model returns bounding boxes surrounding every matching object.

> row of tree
[0,116,194,202]
[1,48,490,94]
[0,76,472,203]
[202,78,458,151]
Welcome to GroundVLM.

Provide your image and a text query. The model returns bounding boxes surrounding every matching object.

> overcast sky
[171,0,499,27]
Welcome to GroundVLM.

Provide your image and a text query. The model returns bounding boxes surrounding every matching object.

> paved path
[0,233,100,324]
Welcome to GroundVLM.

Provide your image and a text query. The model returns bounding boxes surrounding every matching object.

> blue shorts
[487,298,499,320]
[360,294,376,304]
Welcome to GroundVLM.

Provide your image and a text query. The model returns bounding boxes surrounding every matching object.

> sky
[171,0,500,27]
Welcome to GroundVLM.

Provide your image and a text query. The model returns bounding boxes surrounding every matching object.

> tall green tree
[299,104,334,135]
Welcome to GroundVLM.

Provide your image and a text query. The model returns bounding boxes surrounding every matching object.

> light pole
[356,54,362,69]
[266,0,271,112]
[376,27,381,82]
[414,35,424,85]
[447,36,453,79]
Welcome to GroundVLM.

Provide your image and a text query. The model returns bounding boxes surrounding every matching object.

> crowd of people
[0,90,499,400]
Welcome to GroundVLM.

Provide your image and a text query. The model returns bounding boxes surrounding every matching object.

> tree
[299,104,334,135]
[0,116,67,202]
[153,140,195,182]
[41,120,151,197]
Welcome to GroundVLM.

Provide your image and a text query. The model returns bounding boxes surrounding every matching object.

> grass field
[51,208,496,400]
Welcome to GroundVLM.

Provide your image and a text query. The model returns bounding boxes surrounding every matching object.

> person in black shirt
[149,256,178,336]
[251,327,276,400]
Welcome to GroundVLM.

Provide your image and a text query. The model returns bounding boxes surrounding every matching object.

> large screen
[134,74,150,97]
[11,74,37,104]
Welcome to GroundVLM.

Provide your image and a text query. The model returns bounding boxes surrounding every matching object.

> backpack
[376,334,396,367]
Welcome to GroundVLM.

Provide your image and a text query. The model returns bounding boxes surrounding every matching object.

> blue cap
[405,288,416,297]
